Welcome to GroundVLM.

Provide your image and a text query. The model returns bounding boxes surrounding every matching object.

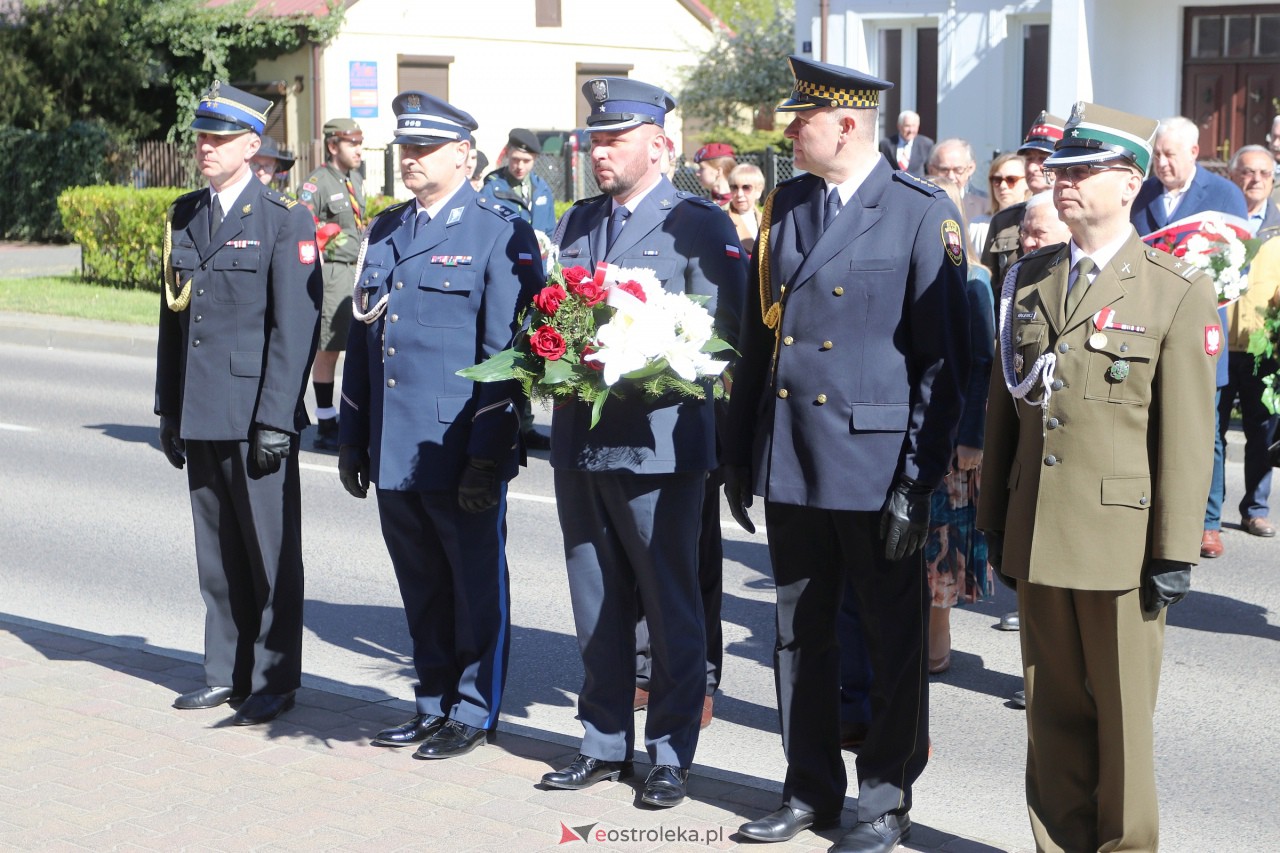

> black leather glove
[251,427,292,474]
[1141,559,1191,615]
[879,476,933,561]
[158,415,185,470]
[338,445,370,499]
[983,529,1016,590]
[458,457,501,513]
[721,465,755,534]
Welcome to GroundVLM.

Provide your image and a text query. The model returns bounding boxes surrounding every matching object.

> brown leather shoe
[633,687,649,711]
[1200,529,1224,558]
[1243,517,1277,538]
[699,695,714,729]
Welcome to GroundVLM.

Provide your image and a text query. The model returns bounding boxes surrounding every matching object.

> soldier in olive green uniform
[299,118,365,451]
[977,103,1219,853]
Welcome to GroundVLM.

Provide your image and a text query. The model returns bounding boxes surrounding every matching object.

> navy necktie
[823,187,842,231]
[209,196,224,240]
[606,206,630,253]
[413,209,430,239]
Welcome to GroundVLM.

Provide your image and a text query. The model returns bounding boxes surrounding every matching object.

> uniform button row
[387,347,396,357]
[395,281,404,290]
[781,337,834,349]
[1044,455,1058,466]
[387,378,396,388]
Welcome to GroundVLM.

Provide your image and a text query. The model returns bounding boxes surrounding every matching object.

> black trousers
[186,438,304,695]
[765,501,929,822]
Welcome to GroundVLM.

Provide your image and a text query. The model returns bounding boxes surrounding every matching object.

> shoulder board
[775,172,808,188]
[893,170,944,197]
[172,188,204,208]
[1143,245,1207,281]
[264,189,299,209]
[572,193,606,207]
[476,196,520,220]
[1021,243,1066,263]
[673,192,721,209]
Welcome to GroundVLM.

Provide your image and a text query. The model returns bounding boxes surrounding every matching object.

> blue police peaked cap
[777,56,893,112]
[191,81,272,136]
[392,92,477,145]
[580,78,675,132]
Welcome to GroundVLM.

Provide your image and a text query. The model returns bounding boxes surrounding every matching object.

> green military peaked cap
[1045,101,1159,176]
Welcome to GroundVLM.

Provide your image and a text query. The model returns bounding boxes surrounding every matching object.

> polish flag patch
[1205,324,1222,356]
[298,241,317,265]
[518,252,534,266]
[725,244,741,259]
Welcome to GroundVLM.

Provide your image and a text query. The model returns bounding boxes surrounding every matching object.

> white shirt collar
[1164,166,1197,199]
[209,168,254,217]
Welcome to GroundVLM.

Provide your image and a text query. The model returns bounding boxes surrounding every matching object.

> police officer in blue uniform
[484,128,557,235]
[336,91,542,760]
[539,77,747,809]
[156,82,322,726]
[724,58,968,852]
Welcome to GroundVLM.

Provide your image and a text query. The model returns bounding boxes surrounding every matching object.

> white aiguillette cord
[998,258,1057,410]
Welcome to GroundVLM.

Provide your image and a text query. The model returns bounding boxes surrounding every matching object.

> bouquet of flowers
[1141,212,1260,306]
[1248,299,1280,414]
[458,258,733,427]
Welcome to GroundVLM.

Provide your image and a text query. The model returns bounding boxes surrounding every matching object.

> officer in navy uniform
[539,77,747,809]
[483,128,557,235]
[724,57,968,853]
[336,92,542,760]
[156,82,322,726]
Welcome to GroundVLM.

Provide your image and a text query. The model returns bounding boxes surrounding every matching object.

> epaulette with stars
[1143,245,1212,282]
[475,195,520,221]
[263,188,299,210]
[892,170,946,197]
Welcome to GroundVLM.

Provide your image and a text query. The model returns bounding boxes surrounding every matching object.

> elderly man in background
[928,138,988,222]
[878,109,933,178]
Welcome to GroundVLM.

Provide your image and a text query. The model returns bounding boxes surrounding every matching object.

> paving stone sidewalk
[0,618,1004,852]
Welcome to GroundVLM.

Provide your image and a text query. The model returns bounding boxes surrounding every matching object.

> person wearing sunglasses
[724,162,764,257]
[978,102,1219,853]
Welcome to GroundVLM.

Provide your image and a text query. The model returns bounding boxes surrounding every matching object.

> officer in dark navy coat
[336,91,542,761]
[724,57,968,853]
[538,77,747,809]
[155,82,322,727]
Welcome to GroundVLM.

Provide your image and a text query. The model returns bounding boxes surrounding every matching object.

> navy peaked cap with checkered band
[777,56,893,112]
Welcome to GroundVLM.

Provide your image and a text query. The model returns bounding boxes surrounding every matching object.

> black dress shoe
[371,713,447,747]
[412,720,490,759]
[232,691,295,726]
[523,429,552,451]
[541,754,633,790]
[829,812,911,853]
[739,805,841,843]
[639,765,688,808]
[174,686,246,710]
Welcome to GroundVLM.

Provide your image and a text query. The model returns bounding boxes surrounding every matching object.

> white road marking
[0,423,36,432]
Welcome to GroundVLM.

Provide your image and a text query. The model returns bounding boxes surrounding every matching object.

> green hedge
[0,122,121,241]
[58,186,185,290]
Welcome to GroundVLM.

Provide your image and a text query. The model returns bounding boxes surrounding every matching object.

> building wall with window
[800,0,1280,174]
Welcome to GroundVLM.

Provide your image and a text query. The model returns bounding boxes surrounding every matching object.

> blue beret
[580,77,675,132]
[777,56,893,112]
[392,91,477,145]
[191,81,272,136]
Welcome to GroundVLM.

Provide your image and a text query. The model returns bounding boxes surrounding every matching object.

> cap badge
[1069,101,1086,123]
[591,79,609,102]
[405,94,422,112]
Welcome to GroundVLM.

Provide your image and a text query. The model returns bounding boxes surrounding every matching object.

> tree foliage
[0,0,345,142]
[701,0,792,27]
[678,6,797,133]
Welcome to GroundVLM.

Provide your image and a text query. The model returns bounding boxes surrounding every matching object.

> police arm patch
[942,219,964,266]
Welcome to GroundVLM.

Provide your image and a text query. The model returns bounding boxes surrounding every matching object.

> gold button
[833,286,844,296]
[822,340,833,350]
[783,336,794,346]
[778,388,789,399]
[816,394,827,404]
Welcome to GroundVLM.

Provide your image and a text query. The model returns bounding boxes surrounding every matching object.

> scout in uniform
[336,92,542,760]
[299,118,365,451]
[156,82,322,726]
[539,77,746,810]
[724,57,968,853]
[976,103,1219,852]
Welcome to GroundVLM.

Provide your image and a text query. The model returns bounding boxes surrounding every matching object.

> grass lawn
[0,276,157,326]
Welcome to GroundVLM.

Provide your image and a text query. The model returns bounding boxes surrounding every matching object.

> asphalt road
[1,319,1278,851]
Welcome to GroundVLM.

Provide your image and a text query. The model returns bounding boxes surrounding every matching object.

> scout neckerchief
[343,173,363,230]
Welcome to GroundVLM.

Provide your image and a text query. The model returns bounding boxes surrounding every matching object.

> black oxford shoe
[371,713,447,747]
[174,686,247,710]
[541,754,633,790]
[412,720,490,760]
[829,812,911,853]
[739,805,842,843]
[231,691,295,726]
[639,765,687,808]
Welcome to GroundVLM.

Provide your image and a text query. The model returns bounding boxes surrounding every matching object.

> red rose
[580,343,604,371]
[568,277,607,306]
[615,280,646,302]
[561,265,591,285]
[529,325,567,360]
[533,284,567,315]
